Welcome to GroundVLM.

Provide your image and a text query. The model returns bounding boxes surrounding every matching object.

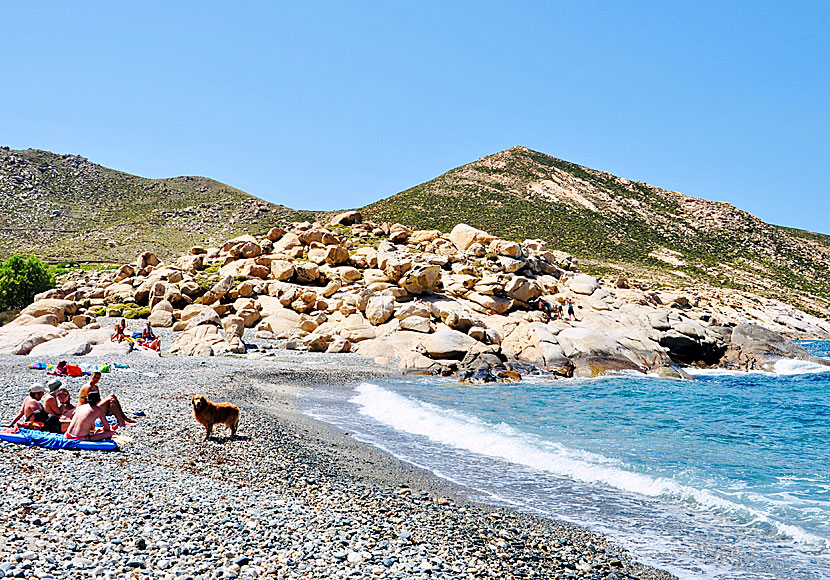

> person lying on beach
[6,383,47,428]
[78,372,136,427]
[64,390,114,442]
[49,360,68,377]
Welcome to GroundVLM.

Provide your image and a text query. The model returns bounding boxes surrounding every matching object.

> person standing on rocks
[567,298,576,321]
[65,390,115,441]
[6,383,47,427]
[78,372,136,427]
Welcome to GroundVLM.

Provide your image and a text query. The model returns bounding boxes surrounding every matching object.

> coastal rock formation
[2,216,828,380]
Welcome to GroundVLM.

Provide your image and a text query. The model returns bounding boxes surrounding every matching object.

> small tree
[0,255,55,311]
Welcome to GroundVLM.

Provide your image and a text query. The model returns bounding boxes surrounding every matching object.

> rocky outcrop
[8,215,827,381]
[720,323,830,371]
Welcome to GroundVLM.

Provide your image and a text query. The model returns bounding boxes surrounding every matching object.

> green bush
[0,255,55,311]
[123,307,151,319]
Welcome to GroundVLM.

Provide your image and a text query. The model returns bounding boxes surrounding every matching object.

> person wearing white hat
[6,383,48,428]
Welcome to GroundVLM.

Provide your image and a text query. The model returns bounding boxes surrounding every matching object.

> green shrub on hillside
[0,255,55,311]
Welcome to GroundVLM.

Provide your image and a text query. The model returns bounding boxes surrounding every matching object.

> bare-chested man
[64,390,114,441]
[78,372,136,427]
[6,383,47,427]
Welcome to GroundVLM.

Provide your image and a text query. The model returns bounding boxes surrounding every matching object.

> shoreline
[0,351,677,579]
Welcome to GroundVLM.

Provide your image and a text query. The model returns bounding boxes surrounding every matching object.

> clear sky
[2,2,828,233]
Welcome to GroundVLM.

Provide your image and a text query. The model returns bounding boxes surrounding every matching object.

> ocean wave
[351,382,828,548]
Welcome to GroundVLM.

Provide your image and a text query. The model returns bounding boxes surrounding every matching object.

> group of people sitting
[535,297,577,321]
[6,371,136,441]
[111,319,161,351]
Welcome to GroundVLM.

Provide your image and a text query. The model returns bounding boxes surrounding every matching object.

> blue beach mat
[0,428,118,451]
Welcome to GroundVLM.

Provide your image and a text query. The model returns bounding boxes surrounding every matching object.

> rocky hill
[0,147,308,263]
[363,146,830,317]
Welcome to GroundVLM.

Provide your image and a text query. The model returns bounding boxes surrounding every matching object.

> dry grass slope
[363,146,830,317]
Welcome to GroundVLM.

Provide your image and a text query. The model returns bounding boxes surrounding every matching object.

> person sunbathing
[141,321,155,340]
[111,319,126,342]
[40,379,70,433]
[6,383,47,428]
[78,372,136,427]
[64,391,114,441]
[49,360,68,377]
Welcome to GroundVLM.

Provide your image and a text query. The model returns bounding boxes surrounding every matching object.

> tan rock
[408,230,442,244]
[350,247,378,269]
[267,227,287,241]
[294,262,320,284]
[329,210,362,226]
[272,232,303,253]
[169,324,230,356]
[148,309,174,327]
[19,299,77,323]
[325,336,351,353]
[448,223,496,251]
[113,264,135,282]
[399,264,441,295]
[269,260,295,281]
[365,296,395,325]
[136,251,159,271]
[419,329,477,359]
[0,324,68,355]
[504,276,542,304]
[400,316,433,333]
[467,292,513,314]
[201,275,234,305]
[489,239,522,258]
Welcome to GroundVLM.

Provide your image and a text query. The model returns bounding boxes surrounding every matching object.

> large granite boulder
[169,325,231,357]
[720,323,829,371]
[0,324,68,355]
[19,299,77,324]
[399,264,441,295]
[365,296,395,326]
[448,224,496,251]
[419,329,477,359]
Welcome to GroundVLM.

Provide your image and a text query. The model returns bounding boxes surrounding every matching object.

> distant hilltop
[1,145,828,318]
[363,146,830,316]
[0,147,308,263]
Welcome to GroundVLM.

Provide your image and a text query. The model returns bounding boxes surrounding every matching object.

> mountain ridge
[0,147,310,263]
[2,145,828,318]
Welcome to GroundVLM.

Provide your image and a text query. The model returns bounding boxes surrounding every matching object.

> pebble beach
[0,322,676,580]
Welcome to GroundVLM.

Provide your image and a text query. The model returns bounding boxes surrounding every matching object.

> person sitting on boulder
[78,372,136,427]
[6,383,47,428]
[64,390,114,442]
[111,319,126,342]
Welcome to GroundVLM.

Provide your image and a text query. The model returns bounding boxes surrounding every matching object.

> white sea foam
[773,358,830,375]
[685,358,830,377]
[351,382,828,548]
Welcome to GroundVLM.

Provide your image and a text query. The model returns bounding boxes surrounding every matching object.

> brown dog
[192,395,240,438]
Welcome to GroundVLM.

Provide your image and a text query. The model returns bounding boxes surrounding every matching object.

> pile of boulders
[2,211,828,378]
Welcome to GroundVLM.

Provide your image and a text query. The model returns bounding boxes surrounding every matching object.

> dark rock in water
[658,331,725,366]
[720,323,830,371]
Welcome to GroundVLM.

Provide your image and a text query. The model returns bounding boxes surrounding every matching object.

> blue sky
[2,2,828,233]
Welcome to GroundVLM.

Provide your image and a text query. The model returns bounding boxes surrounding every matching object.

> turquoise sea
[301,340,830,579]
